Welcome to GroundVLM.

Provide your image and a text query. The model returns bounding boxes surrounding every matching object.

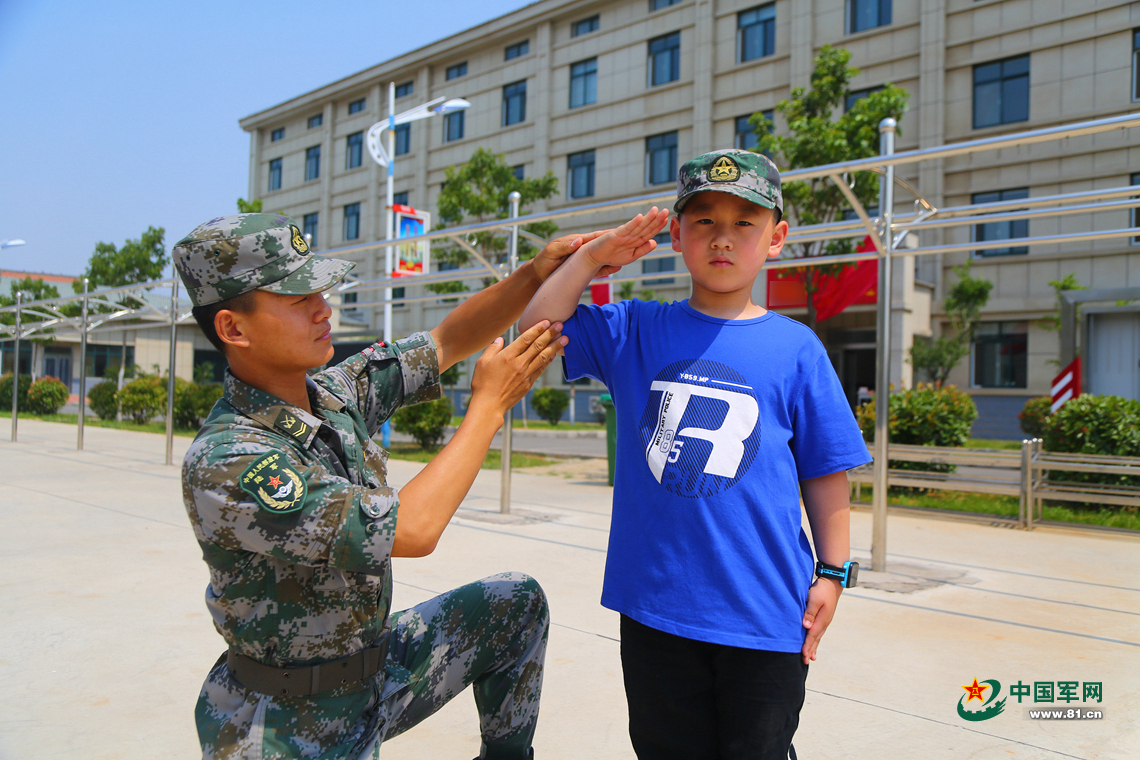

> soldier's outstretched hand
[577,207,670,270]
[469,320,567,419]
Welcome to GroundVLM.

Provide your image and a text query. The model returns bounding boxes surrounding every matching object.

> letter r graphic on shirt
[645,380,760,483]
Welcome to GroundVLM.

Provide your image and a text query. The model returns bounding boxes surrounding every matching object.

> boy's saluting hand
[578,207,671,270]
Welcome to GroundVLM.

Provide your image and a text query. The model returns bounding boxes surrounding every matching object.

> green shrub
[1018,396,1052,437]
[391,396,453,449]
[174,379,223,429]
[26,376,69,415]
[856,384,977,472]
[1039,394,1140,499]
[0,373,32,411]
[88,380,119,420]
[116,375,167,424]
[530,387,569,426]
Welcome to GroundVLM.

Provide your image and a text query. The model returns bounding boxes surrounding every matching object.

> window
[570,58,598,108]
[848,0,891,34]
[1133,29,1140,101]
[394,123,410,155]
[303,213,319,248]
[444,110,464,141]
[393,191,409,206]
[973,322,1028,388]
[446,62,467,80]
[735,110,773,151]
[268,158,282,191]
[308,113,323,129]
[343,203,360,241]
[305,146,320,181]
[568,150,595,198]
[346,132,363,169]
[270,127,285,142]
[646,131,678,185]
[972,188,1029,256]
[342,291,359,318]
[85,344,134,378]
[503,80,527,126]
[737,5,775,63]
[1131,173,1140,244]
[973,55,1029,129]
[651,0,681,9]
[644,232,675,284]
[348,98,366,114]
[512,165,525,180]
[505,40,529,60]
[395,81,414,98]
[572,15,599,36]
[845,85,883,111]
[648,32,681,86]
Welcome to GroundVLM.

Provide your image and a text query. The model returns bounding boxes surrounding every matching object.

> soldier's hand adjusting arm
[393,320,567,557]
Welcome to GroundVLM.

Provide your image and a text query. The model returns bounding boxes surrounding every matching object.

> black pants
[620,615,807,760]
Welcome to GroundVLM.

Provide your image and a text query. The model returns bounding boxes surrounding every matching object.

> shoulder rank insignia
[708,155,740,182]
[239,452,307,514]
[274,408,311,440]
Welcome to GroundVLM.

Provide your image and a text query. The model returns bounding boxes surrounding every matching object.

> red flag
[766,236,879,320]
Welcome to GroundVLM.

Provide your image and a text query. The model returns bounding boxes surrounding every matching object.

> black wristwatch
[815,560,859,589]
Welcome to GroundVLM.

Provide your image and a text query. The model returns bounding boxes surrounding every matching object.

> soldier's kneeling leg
[383,572,549,759]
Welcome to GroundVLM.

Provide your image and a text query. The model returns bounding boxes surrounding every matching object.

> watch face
[847,562,860,588]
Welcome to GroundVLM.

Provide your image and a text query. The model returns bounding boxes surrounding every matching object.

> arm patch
[238,451,308,514]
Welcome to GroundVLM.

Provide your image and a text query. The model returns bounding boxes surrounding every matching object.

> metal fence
[4,110,1140,561]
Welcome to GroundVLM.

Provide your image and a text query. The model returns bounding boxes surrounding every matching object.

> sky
[0,0,536,277]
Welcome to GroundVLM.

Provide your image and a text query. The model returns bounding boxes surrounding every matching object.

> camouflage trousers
[196,572,549,760]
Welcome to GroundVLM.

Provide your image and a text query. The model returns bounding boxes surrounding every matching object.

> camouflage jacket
[181,333,440,667]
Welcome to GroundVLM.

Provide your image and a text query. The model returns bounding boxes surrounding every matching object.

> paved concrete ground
[1,419,1137,760]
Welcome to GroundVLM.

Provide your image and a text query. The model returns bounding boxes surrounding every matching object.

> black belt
[226,636,389,698]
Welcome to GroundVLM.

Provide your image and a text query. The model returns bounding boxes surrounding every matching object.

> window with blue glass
[305,146,320,181]
[395,81,414,98]
[973,321,1028,388]
[973,55,1029,129]
[503,80,527,126]
[343,203,360,241]
[972,188,1029,256]
[648,32,681,86]
[737,5,775,63]
[346,132,363,169]
[270,127,285,142]
[643,231,676,285]
[348,98,366,114]
[446,62,467,80]
[268,158,282,191]
[570,58,598,108]
[1133,29,1140,101]
[512,165,525,180]
[303,213,318,247]
[444,110,464,141]
[393,191,409,206]
[395,123,410,155]
[735,110,773,151]
[505,40,529,60]
[848,0,891,34]
[845,85,883,111]
[308,113,323,129]
[572,15,599,36]
[650,0,681,9]
[646,131,678,186]
[568,150,595,199]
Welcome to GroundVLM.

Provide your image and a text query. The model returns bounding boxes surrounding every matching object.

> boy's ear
[767,218,789,259]
[215,309,253,350]
[669,216,682,252]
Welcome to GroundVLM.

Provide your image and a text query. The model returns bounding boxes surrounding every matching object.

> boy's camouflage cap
[674,149,783,215]
[173,213,355,307]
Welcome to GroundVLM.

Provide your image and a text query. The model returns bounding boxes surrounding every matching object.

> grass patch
[1040,504,1140,531]
[0,410,198,437]
[449,416,604,431]
[385,442,555,469]
[964,438,1023,450]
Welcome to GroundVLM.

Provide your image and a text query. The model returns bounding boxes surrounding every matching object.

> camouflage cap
[674,149,783,216]
[173,213,355,308]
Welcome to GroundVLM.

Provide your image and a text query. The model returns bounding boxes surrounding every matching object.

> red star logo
[962,677,988,703]
[268,475,283,488]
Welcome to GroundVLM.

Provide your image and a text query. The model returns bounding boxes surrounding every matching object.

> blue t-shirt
[562,299,871,652]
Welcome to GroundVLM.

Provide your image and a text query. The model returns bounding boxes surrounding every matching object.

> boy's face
[219,290,335,371]
[670,192,788,295]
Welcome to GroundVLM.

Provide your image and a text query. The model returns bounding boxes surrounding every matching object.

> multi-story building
[239,0,1140,437]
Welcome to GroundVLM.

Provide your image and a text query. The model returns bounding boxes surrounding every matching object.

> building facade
[239,0,1140,437]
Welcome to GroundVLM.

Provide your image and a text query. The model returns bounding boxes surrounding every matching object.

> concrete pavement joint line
[452,521,607,553]
[805,688,1089,760]
[456,506,612,534]
[466,495,614,519]
[5,483,189,530]
[846,593,1140,648]
[10,447,182,480]
[854,547,1140,592]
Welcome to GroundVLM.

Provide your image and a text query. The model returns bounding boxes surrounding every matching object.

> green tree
[237,198,263,213]
[617,281,660,303]
[0,277,63,331]
[75,226,168,293]
[433,148,559,293]
[907,261,993,384]
[755,45,909,334]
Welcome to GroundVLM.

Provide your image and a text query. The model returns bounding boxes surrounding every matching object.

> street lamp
[1,239,27,250]
[366,87,470,343]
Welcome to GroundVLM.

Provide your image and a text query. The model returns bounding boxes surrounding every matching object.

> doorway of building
[1087,310,1140,401]
[840,347,876,409]
[43,349,73,389]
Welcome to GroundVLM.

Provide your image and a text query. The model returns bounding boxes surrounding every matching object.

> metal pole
[871,117,897,573]
[77,278,88,450]
[10,292,22,442]
[382,81,395,449]
[500,191,521,514]
[165,276,179,466]
[1019,438,1031,529]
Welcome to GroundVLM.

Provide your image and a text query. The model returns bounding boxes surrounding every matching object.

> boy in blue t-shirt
[520,149,871,759]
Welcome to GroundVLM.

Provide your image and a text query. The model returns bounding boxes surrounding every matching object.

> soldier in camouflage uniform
[174,213,590,760]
